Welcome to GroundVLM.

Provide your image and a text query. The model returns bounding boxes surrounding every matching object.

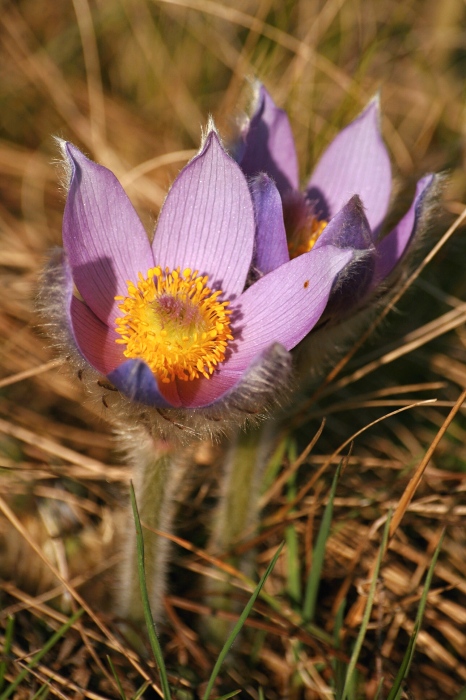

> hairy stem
[206,423,276,640]
[117,428,191,622]
[212,426,271,560]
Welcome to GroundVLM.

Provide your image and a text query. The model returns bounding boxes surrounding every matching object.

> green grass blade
[249,628,266,666]
[129,482,171,700]
[386,531,444,700]
[332,598,347,694]
[0,616,14,692]
[31,683,50,700]
[338,514,391,700]
[107,655,126,700]
[452,686,466,700]
[285,442,301,604]
[257,586,333,645]
[373,676,385,700]
[285,504,301,604]
[303,459,343,622]
[132,681,150,700]
[213,691,241,699]
[285,521,301,603]
[0,608,83,700]
[261,437,288,493]
[202,543,284,700]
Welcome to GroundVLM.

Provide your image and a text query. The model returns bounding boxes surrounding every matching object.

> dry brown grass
[1,0,466,697]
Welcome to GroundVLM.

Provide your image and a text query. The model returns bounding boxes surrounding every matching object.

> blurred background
[1,0,466,698]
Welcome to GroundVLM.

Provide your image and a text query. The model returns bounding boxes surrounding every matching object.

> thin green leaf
[346,667,359,700]
[107,655,126,700]
[285,521,301,603]
[249,629,267,666]
[333,599,345,649]
[257,586,333,645]
[303,459,343,622]
[285,442,301,604]
[261,437,288,493]
[386,531,444,700]
[129,482,171,700]
[31,683,50,700]
[373,676,385,700]
[0,608,83,700]
[286,481,301,604]
[213,690,241,699]
[0,616,14,692]
[202,543,284,700]
[132,681,150,700]
[332,598,347,694]
[339,514,391,700]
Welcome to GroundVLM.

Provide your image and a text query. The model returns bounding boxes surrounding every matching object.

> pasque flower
[38,123,353,624]
[45,126,352,423]
[237,84,439,322]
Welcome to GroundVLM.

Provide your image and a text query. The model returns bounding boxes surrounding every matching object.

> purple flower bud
[238,84,440,324]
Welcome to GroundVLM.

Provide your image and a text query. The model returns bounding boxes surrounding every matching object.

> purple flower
[53,128,352,411]
[238,84,439,321]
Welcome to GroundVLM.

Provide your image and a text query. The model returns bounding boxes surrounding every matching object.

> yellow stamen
[288,217,328,259]
[115,266,233,384]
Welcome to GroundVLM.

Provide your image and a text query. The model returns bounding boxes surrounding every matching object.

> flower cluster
[42,125,352,436]
[237,84,439,327]
[42,84,440,434]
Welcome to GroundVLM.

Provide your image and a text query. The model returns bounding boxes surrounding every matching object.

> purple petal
[108,360,180,408]
[319,252,377,321]
[106,343,289,410]
[251,174,289,275]
[59,250,123,375]
[312,197,377,319]
[373,174,437,284]
[153,130,255,298]
[239,84,299,195]
[176,367,244,408]
[63,143,154,327]
[314,195,373,251]
[175,342,292,408]
[307,97,392,232]
[70,297,124,375]
[225,245,353,371]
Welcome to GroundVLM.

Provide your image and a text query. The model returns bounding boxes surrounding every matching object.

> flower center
[115,267,233,384]
[287,217,328,259]
[282,192,328,260]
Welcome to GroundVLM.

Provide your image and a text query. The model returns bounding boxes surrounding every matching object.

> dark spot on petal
[303,280,309,289]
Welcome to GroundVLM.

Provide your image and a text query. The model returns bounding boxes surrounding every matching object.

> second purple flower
[238,85,439,321]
